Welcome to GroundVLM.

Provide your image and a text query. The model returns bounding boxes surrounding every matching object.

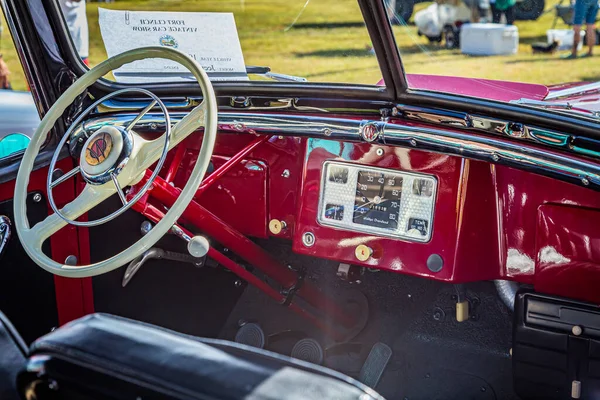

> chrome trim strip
[70,113,362,151]
[383,125,600,188]
[98,97,336,113]
[395,104,600,156]
[546,81,600,100]
[69,112,600,191]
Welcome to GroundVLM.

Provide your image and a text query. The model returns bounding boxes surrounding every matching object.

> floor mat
[220,239,518,400]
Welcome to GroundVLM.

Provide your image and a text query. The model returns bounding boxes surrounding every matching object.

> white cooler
[547,29,585,51]
[460,23,519,56]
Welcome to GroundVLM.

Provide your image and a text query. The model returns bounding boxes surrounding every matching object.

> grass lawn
[0,0,597,91]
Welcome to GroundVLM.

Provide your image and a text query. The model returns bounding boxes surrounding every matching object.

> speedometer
[353,171,403,230]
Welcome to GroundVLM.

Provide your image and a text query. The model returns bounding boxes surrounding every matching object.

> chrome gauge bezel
[317,161,438,243]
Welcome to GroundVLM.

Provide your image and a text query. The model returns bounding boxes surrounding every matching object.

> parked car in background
[392,0,545,22]
[0,90,38,158]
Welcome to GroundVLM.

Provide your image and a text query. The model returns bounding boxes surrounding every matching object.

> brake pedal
[234,322,265,349]
[291,338,324,365]
[358,342,392,388]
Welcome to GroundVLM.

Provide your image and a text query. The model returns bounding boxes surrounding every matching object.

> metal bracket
[280,267,306,307]
[122,247,205,287]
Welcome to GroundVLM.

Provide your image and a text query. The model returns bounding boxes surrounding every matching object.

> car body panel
[407,74,549,102]
[380,74,549,102]
[0,91,39,140]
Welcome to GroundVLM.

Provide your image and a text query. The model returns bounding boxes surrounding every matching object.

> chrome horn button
[79,125,133,185]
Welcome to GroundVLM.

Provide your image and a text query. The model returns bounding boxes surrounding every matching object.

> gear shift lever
[122,221,210,287]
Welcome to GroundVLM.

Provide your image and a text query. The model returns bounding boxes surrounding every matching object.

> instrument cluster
[318,162,437,242]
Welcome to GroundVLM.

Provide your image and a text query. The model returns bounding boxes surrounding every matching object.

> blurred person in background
[565,0,599,58]
[0,20,10,89]
[0,55,11,90]
[491,0,516,24]
[464,0,491,22]
[59,0,89,65]
[385,0,398,22]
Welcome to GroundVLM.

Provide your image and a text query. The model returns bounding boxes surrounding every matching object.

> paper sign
[98,8,248,83]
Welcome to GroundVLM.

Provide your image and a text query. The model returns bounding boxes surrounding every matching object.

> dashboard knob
[355,244,373,262]
[188,236,210,258]
[269,219,287,235]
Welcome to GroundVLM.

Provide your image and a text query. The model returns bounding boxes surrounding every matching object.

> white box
[547,29,585,51]
[460,23,519,56]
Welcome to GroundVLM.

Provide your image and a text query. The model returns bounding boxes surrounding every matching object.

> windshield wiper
[246,66,307,83]
[511,98,574,109]
[545,81,600,100]
[511,98,600,120]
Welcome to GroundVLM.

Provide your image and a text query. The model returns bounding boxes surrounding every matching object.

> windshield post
[359,0,407,98]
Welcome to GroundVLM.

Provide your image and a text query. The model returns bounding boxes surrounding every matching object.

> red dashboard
[176,131,600,304]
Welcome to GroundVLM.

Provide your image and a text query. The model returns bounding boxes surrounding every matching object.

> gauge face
[328,165,348,184]
[324,203,344,221]
[412,179,434,197]
[353,171,403,230]
[407,217,429,237]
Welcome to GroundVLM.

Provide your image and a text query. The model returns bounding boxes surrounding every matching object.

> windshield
[385,0,600,116]
[59,0,383,85]
[54,0,600,117]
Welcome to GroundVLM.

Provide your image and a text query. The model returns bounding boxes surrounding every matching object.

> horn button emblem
[80,126,131,185]
[85,132,112,166]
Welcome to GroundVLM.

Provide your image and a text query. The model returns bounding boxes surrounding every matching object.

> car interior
[1,0,600,399]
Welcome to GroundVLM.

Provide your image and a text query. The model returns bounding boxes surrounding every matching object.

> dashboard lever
[122,247,204,287]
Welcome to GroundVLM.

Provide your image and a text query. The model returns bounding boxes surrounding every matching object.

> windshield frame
[5,0,600,140]
[45,0,406,102]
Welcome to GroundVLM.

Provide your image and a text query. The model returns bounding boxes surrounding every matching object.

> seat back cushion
[26,313,383,400]
[0,311,27,400]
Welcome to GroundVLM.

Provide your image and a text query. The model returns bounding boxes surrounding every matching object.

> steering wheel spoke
[125,100,206,177]
[26,184,116,249]
[50,166,81,188]
[111,173,128,205]
[126,100,158,131]
[171,101,206,145]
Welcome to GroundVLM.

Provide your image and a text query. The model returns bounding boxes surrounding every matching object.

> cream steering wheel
[13,47,217,278]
